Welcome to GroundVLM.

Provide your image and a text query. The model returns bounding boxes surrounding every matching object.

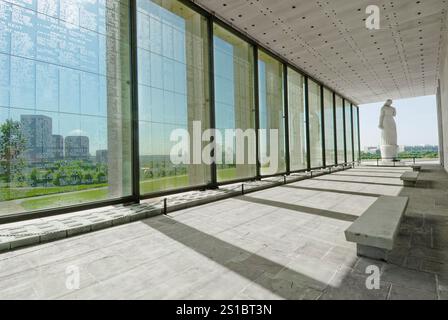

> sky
[359,95,439,149]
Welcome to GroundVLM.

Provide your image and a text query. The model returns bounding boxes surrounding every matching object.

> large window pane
[308,79,323,168]
[213,24,256,182]
[137,0,211,194]
[287,68,307,171]
[323,88,335,166]
[335,95,345,163]
[0,0,132,216]
[258,50,286,175]
[345,101,353,163]
[353,106,360,162]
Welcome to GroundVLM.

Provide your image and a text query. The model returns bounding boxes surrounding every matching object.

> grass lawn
[20,188,109,211]
[0,184,107,201]
[139,168,239,194]
[7,168,244,212]
[140,175,189,194]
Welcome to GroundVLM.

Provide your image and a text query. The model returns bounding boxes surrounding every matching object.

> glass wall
[0,0,362,219]
[0,0,132,216]
[353,106,360,162]
[258,50,286,175]
[213,24,256,182]
[345,101,353,163]
[335,95,345,163]
[308,79,323,168]
[287,68,307,171]
[137,0,211,194]
[323,88,335,166]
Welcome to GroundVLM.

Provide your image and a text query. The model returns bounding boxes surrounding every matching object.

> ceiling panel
[192,0,448,104]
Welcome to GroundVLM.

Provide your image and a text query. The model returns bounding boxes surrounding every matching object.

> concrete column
[233,45,255,178]
[438,12,448,172]
[288,74,305,170]
[264,61,285,173]
[106,0,132,197]
[437,83,444,167]
[185,15,210,186]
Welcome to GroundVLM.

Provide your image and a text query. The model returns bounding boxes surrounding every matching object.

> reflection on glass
[308,79,322,168]
[137,0,211,194]
[345,101,353,163]
[213,24,256,182]
[287,68,307,171]
[323,88,335,166]
[0,0,132,216]
[335,95,345,164]
[258,50,286,175]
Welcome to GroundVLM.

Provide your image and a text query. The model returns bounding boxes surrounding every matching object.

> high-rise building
[20,115,52,162]
[65,136,90,160]
[96,150,108,164]
[50,135,64,160]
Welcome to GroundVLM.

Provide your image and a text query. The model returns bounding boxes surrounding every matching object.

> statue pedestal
[380,145,398,161]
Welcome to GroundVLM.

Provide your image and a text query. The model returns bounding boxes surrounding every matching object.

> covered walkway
[0,164,446,300]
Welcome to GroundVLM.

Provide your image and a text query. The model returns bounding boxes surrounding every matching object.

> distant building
[96,149,108,163]
[50,135,64,159]
[404,145,438,153]
[20,115,52,162]
[363,146,379,154]
[65,136,90,160]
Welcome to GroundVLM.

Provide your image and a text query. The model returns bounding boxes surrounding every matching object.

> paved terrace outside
[0,165,447,299]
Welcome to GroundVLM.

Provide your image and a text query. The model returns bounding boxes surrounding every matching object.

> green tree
[0,119,27,184]
[83,172,93,184]
[30,168,39,187]
[43,170,52,187]
[53,171,62,186]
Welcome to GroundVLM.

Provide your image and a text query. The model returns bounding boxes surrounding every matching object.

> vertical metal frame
[342,99,347,164]
[254,47,261,179]
[357,106,361,161]
[320,85,326,167]
[304,77,311,170]
[333,92,338,165]
[129,0,140,202]
[207,18,217,188]
[350,104,355,163]
[283,65,291,174]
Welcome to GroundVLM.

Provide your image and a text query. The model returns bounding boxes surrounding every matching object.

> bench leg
[357,244,388,261]
[403,181,416,187]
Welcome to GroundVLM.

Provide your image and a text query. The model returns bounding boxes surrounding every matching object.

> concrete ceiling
[192,0,448,105]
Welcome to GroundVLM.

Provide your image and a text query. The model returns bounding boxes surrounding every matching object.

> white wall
[438,14,448,172]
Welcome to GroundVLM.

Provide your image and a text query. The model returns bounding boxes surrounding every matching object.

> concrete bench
[344,195,408,261]
[400,171,419,187]
[410,165,421,172]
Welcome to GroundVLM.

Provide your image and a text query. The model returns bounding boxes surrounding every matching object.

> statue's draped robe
[379,106,397,146]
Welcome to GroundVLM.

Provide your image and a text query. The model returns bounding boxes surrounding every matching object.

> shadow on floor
[280,184,382,198]
[237,195,358,222]
[312,178,403,187]
[139,214,330,299]
[348,169,409,175]
[330,173,402,179]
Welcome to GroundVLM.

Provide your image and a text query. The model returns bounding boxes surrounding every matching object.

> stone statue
[378,99,398,160]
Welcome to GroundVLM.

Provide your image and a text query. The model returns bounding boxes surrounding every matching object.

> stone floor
[0,165,447,299]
